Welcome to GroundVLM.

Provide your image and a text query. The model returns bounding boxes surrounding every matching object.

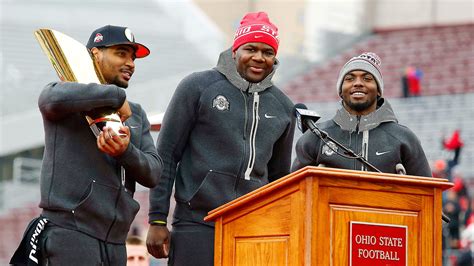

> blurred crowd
[436,130,473,266]
[401,66,424,98]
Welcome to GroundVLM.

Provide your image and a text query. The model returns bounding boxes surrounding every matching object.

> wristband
[150,220,167,225]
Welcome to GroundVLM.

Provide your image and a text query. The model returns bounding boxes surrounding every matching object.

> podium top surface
[205,166,453,221]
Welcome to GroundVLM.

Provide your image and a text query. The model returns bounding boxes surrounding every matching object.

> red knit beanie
[232,12,279,54]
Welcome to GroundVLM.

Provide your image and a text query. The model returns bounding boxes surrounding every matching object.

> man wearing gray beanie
[291,52,432,177]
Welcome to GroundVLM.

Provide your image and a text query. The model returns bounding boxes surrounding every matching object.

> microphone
[294,103,382,173]
[395,163,406,175]
[295,103,321,133]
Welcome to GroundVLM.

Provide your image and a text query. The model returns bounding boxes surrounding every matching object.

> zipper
[120,122,127,187]
[355,116,369,171]
[236,86,251,181]
[121,166,126,187]
[353,116,361,170]
[361,130,369,171]
[355,116,361,133]
[105,164,125,242]
[244,92,260,180]
[240,89,248,140]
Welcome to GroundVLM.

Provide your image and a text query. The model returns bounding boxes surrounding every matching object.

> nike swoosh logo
[265,114,276,119]
[254,35,263,39]
[129,125,139,129]
[375,151,390,156]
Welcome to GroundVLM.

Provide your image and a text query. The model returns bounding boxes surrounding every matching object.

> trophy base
[86,108,126,138]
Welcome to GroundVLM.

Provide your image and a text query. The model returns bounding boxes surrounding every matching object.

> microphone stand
[304,119,382,173]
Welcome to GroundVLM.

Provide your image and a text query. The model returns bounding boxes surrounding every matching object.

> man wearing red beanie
[147,11,295,265]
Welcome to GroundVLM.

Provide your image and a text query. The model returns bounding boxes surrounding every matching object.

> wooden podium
[204,166,453,266]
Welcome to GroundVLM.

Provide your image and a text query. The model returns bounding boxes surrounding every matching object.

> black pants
[41,224,126,266]
[168,221,214,266]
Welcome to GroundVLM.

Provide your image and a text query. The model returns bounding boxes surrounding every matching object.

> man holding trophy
[11,25,162,265]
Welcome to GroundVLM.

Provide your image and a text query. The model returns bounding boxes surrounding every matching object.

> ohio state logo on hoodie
[322,141,338,156]
[212,95,230,111]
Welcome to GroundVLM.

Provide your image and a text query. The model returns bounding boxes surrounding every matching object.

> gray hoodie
[149,48,296,226]
[292,98,432,177]
[38,81,162,244]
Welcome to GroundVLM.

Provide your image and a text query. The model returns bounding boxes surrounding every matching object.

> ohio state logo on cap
[93,33,103,43]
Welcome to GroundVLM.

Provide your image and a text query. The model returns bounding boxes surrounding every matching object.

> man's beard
[112,76,128,89]
[345,99,375,113]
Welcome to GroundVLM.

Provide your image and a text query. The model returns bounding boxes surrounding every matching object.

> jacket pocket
[107,189,140,243]
[235,177,263,198]
[188,170,236,211]
[187,170,265,212]
[72,180,118,241]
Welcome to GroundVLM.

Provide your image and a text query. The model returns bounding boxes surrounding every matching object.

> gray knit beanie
[336,52,383,97]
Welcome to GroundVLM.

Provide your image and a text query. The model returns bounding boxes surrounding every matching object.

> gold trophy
[34,29,123,137]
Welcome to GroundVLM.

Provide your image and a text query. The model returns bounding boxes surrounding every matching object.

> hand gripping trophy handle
[34,29,124,137]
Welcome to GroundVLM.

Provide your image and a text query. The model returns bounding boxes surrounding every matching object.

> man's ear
[232,50,236,60]
[90,47,101,60]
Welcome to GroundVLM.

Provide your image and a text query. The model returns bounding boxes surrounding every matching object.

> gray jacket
[292,98,432,177]
[149,48,296,226]
[38,81,162,244]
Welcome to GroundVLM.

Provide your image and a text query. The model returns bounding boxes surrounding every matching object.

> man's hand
[117,100,131,122]
[146,225,170,258]
[97,126,130,157]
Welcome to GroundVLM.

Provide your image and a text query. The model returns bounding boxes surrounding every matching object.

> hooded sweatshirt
[149,48,296,226]
[38,81,162,244]
[292,98,431,177]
